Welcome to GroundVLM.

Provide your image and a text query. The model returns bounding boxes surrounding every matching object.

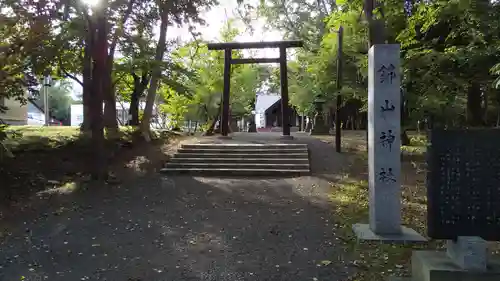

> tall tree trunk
[204,116,219,136]
[204,101,222,136]
[82,23,93,133]
[401,89,410,145]
[483,90,488,124]
[103,0,135,136]
[89,1,109,180]
[140,3,169,141]
[102,63,119,136]
[129,72,149,126]
[129,75,141,126]
[365,0,386,46]
[467,82,484,127]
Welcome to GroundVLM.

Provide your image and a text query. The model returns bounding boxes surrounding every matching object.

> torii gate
[207,40,303,138]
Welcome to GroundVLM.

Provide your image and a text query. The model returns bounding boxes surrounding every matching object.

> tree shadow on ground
[0,131,437,281]
[0,130,184,215]
[0,174,357,281]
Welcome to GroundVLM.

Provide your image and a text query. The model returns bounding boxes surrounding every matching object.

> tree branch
[109,0,135,58]
[280,0,302,39]
[112,72,127,88]
[59,60,83,86]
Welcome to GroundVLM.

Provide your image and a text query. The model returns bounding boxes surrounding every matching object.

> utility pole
[43,76,52,126]
[335,26,344,153]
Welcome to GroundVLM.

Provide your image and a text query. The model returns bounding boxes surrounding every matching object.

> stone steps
[177,148,306,154]
[161,168,310,176]
[161,143,310,176]
[169,158,309,164]
[181,143,306,149]
[173,153,309,159]
[165,162,310,169]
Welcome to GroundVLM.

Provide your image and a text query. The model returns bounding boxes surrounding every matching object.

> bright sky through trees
[80,0,100,7]
[71,0,283,98]
[169,0,282,57]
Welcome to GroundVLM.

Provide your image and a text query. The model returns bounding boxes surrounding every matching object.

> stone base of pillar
[352,223,427,242]
[279,135,294,140]
[409,250,500,281]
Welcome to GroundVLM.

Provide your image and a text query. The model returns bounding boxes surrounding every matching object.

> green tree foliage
[169,19,266,126]
[36,80,73,122]
[0,0,219,176]
[237,0,336,48]
[240,0,500,129]
[492,63,500,89]
[158,87,191,129]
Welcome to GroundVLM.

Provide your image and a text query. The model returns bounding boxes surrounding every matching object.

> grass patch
[409,134,427,146]
[0,125,184,207]
[3,126,142,152]
[401,145,426,155]
[328,151,439,281]
[324,131,499,281]
[4,126,80,150]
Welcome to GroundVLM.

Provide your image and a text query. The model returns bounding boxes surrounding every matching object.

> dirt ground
[2,130,494,281]
[0,132,360,281]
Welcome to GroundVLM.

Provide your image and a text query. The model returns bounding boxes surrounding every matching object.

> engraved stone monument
[390,129,500,281]
[352,44,425,242]
[426,129,500,241]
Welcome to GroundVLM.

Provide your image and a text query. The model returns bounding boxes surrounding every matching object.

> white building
[254,94,281,128]
[70,102,168,128]
[0,96,47,126]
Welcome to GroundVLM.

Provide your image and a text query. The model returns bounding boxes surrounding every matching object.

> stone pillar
[368,44,401,234]
[352,44,425,242]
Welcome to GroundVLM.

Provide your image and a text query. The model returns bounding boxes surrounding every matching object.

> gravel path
[0,133,356,281]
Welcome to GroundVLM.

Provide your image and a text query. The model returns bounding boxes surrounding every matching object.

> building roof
[255,94,280,113]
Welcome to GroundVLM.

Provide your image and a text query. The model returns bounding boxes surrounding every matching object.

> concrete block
[352,223,427,243]
[411,250,500,281]
[446,237,488,271]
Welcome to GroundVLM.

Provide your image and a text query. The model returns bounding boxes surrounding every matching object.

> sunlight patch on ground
[125,155,151,172]
[36,181,78,196]
[329,178,369,206]
[404,201,427,212]
[401,145,426,155]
